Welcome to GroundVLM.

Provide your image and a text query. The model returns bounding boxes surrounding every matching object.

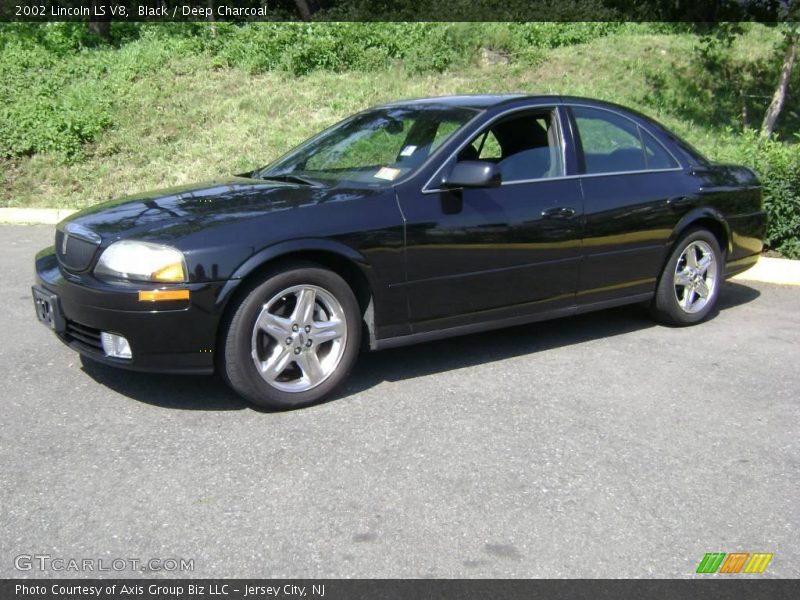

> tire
[650,228,724,326]
[220,262,361,409]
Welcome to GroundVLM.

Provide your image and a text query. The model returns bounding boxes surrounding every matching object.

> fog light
[100,332,132,359]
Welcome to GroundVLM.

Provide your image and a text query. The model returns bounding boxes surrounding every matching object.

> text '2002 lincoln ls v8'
[33,95,766,409]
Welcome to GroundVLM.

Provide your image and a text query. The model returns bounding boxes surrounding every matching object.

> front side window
[457,108,564,182]
[572,106,679,174]
[258,105,477,186]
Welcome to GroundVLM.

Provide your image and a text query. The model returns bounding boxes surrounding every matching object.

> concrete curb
[732,256,800,287]
[0,208,77,225]
[1,207,798,285]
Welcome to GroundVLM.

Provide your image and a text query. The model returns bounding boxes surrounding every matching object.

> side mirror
[441,161,501,189]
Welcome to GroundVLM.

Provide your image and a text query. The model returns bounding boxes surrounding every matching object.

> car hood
[59,176,380,243]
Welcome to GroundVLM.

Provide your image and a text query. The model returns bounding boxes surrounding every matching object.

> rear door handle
[541,207,576,219]
[666,196,692,209]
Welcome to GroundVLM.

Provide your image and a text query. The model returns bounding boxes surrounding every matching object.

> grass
[0,25,793,210]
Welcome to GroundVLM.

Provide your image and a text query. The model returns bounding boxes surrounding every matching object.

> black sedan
[33,95,766,409]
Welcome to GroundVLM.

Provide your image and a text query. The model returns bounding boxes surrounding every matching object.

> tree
[294,0,313,20]
[762,28,799,139]
[293,0,328,20]
[88,1,111,41]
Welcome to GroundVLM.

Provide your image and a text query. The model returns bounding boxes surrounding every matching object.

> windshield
[256,105,478,186]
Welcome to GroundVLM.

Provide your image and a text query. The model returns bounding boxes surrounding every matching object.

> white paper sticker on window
[400,145,417,157]
[374,167,401,181]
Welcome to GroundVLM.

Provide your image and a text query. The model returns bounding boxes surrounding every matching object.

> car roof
[379,94,630,111]
[379,94,531,109]
[377,94,707,168]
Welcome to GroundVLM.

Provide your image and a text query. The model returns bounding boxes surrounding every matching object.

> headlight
[94,240,187,283]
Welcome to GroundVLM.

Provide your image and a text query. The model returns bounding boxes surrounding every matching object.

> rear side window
[641,128,679,170]
[572,106,678,174]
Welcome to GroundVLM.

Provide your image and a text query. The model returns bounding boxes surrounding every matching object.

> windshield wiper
[257,173,323,187]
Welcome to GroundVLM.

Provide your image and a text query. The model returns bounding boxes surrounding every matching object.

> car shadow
[80,357,250,411]
[79,282,761,411]
[337,281,761,399]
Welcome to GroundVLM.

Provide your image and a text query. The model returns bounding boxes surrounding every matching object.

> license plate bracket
[32,287,65,333]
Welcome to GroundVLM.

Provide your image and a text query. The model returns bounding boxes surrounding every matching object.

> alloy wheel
[250,285,347,392]
[673,240,718,314]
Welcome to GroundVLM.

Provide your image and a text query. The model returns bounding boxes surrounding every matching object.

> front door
[396,107,583,333]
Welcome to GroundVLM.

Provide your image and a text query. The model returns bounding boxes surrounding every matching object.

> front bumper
[34,247,230,374]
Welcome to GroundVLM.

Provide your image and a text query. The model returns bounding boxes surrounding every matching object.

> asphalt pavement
[1,224,798,578]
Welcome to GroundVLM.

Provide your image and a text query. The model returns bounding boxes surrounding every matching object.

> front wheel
[220,263,361,409]
[650,229,723,326]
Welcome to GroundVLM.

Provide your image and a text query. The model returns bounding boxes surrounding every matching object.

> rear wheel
[221,263,361,409]
[650,228,723,326]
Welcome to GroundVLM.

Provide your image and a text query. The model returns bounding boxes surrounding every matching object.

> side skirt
[371,292,654,351]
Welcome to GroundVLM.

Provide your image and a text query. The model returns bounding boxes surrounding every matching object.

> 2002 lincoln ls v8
[33,95,765,408]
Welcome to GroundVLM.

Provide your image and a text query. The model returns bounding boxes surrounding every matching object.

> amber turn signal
[138,289,190,302]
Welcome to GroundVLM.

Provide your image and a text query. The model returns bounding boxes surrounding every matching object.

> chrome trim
[424,166,685,194]
[57,221,102,245]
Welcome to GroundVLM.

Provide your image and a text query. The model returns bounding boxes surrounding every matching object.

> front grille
[65,319,103,353]
[55,230,100,272]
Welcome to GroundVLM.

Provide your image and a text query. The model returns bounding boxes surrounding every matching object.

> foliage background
[0,22,797,255]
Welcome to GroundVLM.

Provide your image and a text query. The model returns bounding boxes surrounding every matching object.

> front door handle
[541,207,576,219]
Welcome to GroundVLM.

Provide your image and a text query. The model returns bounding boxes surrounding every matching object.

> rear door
[567,104,688,306]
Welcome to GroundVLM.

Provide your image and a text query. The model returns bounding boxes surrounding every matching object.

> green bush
[0,23,209,160]
[714,131,800,258]
[184,22,620,75]
[0,42,110,159]
[0,22,622,159]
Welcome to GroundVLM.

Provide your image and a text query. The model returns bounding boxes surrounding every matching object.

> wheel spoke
[256,310,292,338]
[684,244,698,269]
[260,346,293,381]
[293,288,317,324]
[313,319,345,343]
[695,279,710,298]
[697,252,713,274]
[682,287,695,309]
[296,351,325,385]
[675,269,692,287]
